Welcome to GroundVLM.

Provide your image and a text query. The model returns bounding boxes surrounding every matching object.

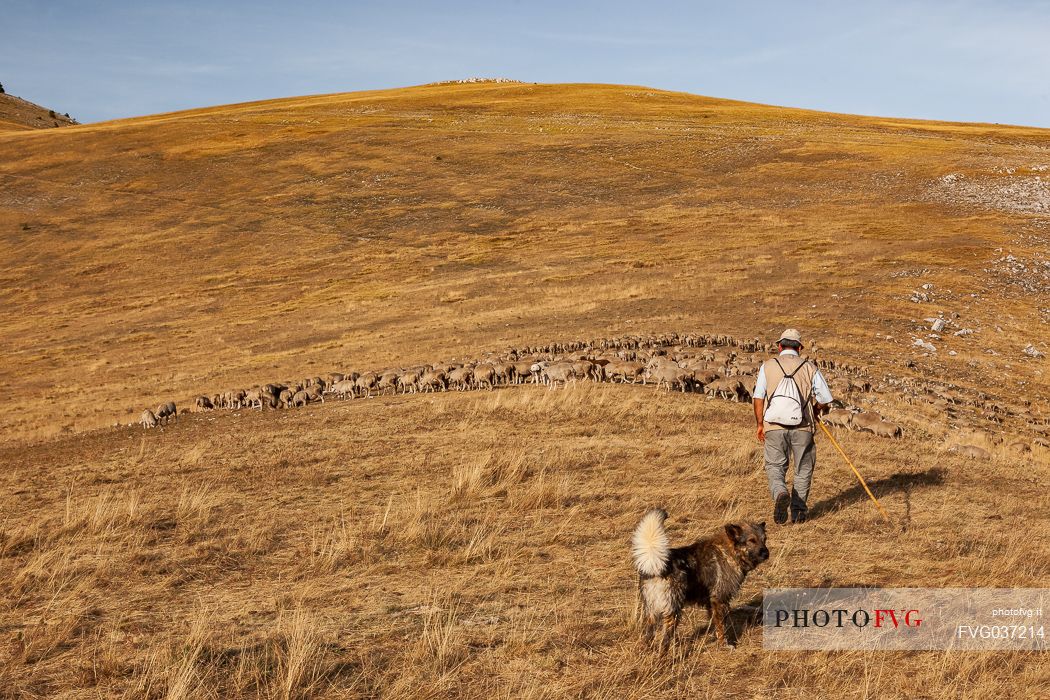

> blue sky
[3,0,1049,126]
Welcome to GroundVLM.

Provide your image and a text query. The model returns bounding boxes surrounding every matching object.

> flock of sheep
[136,331,925,444]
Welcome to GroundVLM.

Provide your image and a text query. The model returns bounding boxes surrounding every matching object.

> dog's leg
[643,612,658,644]
[659,612,679,654]
[711,601,734,647]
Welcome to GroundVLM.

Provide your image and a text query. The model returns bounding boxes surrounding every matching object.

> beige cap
[778,328,802,344]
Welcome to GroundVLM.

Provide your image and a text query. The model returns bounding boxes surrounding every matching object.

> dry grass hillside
[1,385,1047,698]
[1,81,1048,441]
[1,82,1049,697]
[0,93,77,132]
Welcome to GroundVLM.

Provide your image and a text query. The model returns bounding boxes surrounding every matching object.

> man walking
[752,329,833,524]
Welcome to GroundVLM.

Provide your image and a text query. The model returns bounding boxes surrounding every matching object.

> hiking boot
[773,493,790,525]
[791,509,807,524]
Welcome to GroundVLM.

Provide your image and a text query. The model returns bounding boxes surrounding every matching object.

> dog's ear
[724,523,744,543]
[757,521,766,532]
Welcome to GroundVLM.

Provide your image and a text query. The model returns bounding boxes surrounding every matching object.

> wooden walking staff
[816,418,892,523]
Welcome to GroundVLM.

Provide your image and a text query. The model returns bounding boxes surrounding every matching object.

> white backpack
[763,358,811,427]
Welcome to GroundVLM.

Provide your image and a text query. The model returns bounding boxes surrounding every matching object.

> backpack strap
[773,357,814,405]
[773,357,805,379]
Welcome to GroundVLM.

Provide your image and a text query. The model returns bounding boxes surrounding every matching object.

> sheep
[572,360,598,381]
[951,444,991,460]
[868,420,903,439]
[850,411,884,434]
[376,371,399,396]
[330,380,357,400]
[1004,437,1030,454]
[194,395,213,411]
[397,371,422,394]
[448,367,473,391]
[823,408,855,429]
[244,389,264,410]
[140,409,158,429]
[155,402,177,424]
[290,390,311,408]
[492,363,516,385]
[473,364,496,390]
[541,362,577,388]
[418,370,447,392]
[512,362,534,384]
[355,373,378,398]
[704,377,739,401]
[606,360,645,384]
[650,365,693,393]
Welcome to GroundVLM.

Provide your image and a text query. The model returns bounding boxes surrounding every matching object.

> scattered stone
[1023,345,1045,358]
[954,328,974,337]
[948,350,957,356]
[913,339,937,352]
[931,319,946,333]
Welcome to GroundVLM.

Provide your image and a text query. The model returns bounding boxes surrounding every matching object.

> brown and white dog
[631,508,768,651]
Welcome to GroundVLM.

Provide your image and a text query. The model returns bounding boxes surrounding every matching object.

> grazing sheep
[650,365,693,393]
[850,411,884,434]
[691,369,721,388]
[541,362,577,388]
[355,373,378,398]
[140,409,158,429]
[868,420,904,439]
[376,371,399,396]
[823,408,855,429]
[704,377,739,401]
[606,360,645,384]
[474,364,496,390]
[330,380,357,400]
[244,389,264,410]
[1005,438,1030,454]
[194,395,213,411]
[155,402,177,424]
[397,371,421,394]
[492,363,516,385]
[418,370,448,392]
[952,444,991,460]
[510,361,533,383]
[448,367,473,391]
[290,390,311,408]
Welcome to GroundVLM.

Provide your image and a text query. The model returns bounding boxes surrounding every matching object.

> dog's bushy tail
[632,508,670,577]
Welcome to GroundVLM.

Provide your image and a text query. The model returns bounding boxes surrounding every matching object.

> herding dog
[631,508,769,651]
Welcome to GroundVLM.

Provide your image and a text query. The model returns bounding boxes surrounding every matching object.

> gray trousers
[764,428,816,514]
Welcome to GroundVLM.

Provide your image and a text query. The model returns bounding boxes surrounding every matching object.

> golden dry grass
[0,384,1047,698]
[0,82,1048,440]
[1,82,1049,697]
[0,93,75,132]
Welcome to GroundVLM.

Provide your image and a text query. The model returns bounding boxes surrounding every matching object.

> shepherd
[752,329,833,525]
